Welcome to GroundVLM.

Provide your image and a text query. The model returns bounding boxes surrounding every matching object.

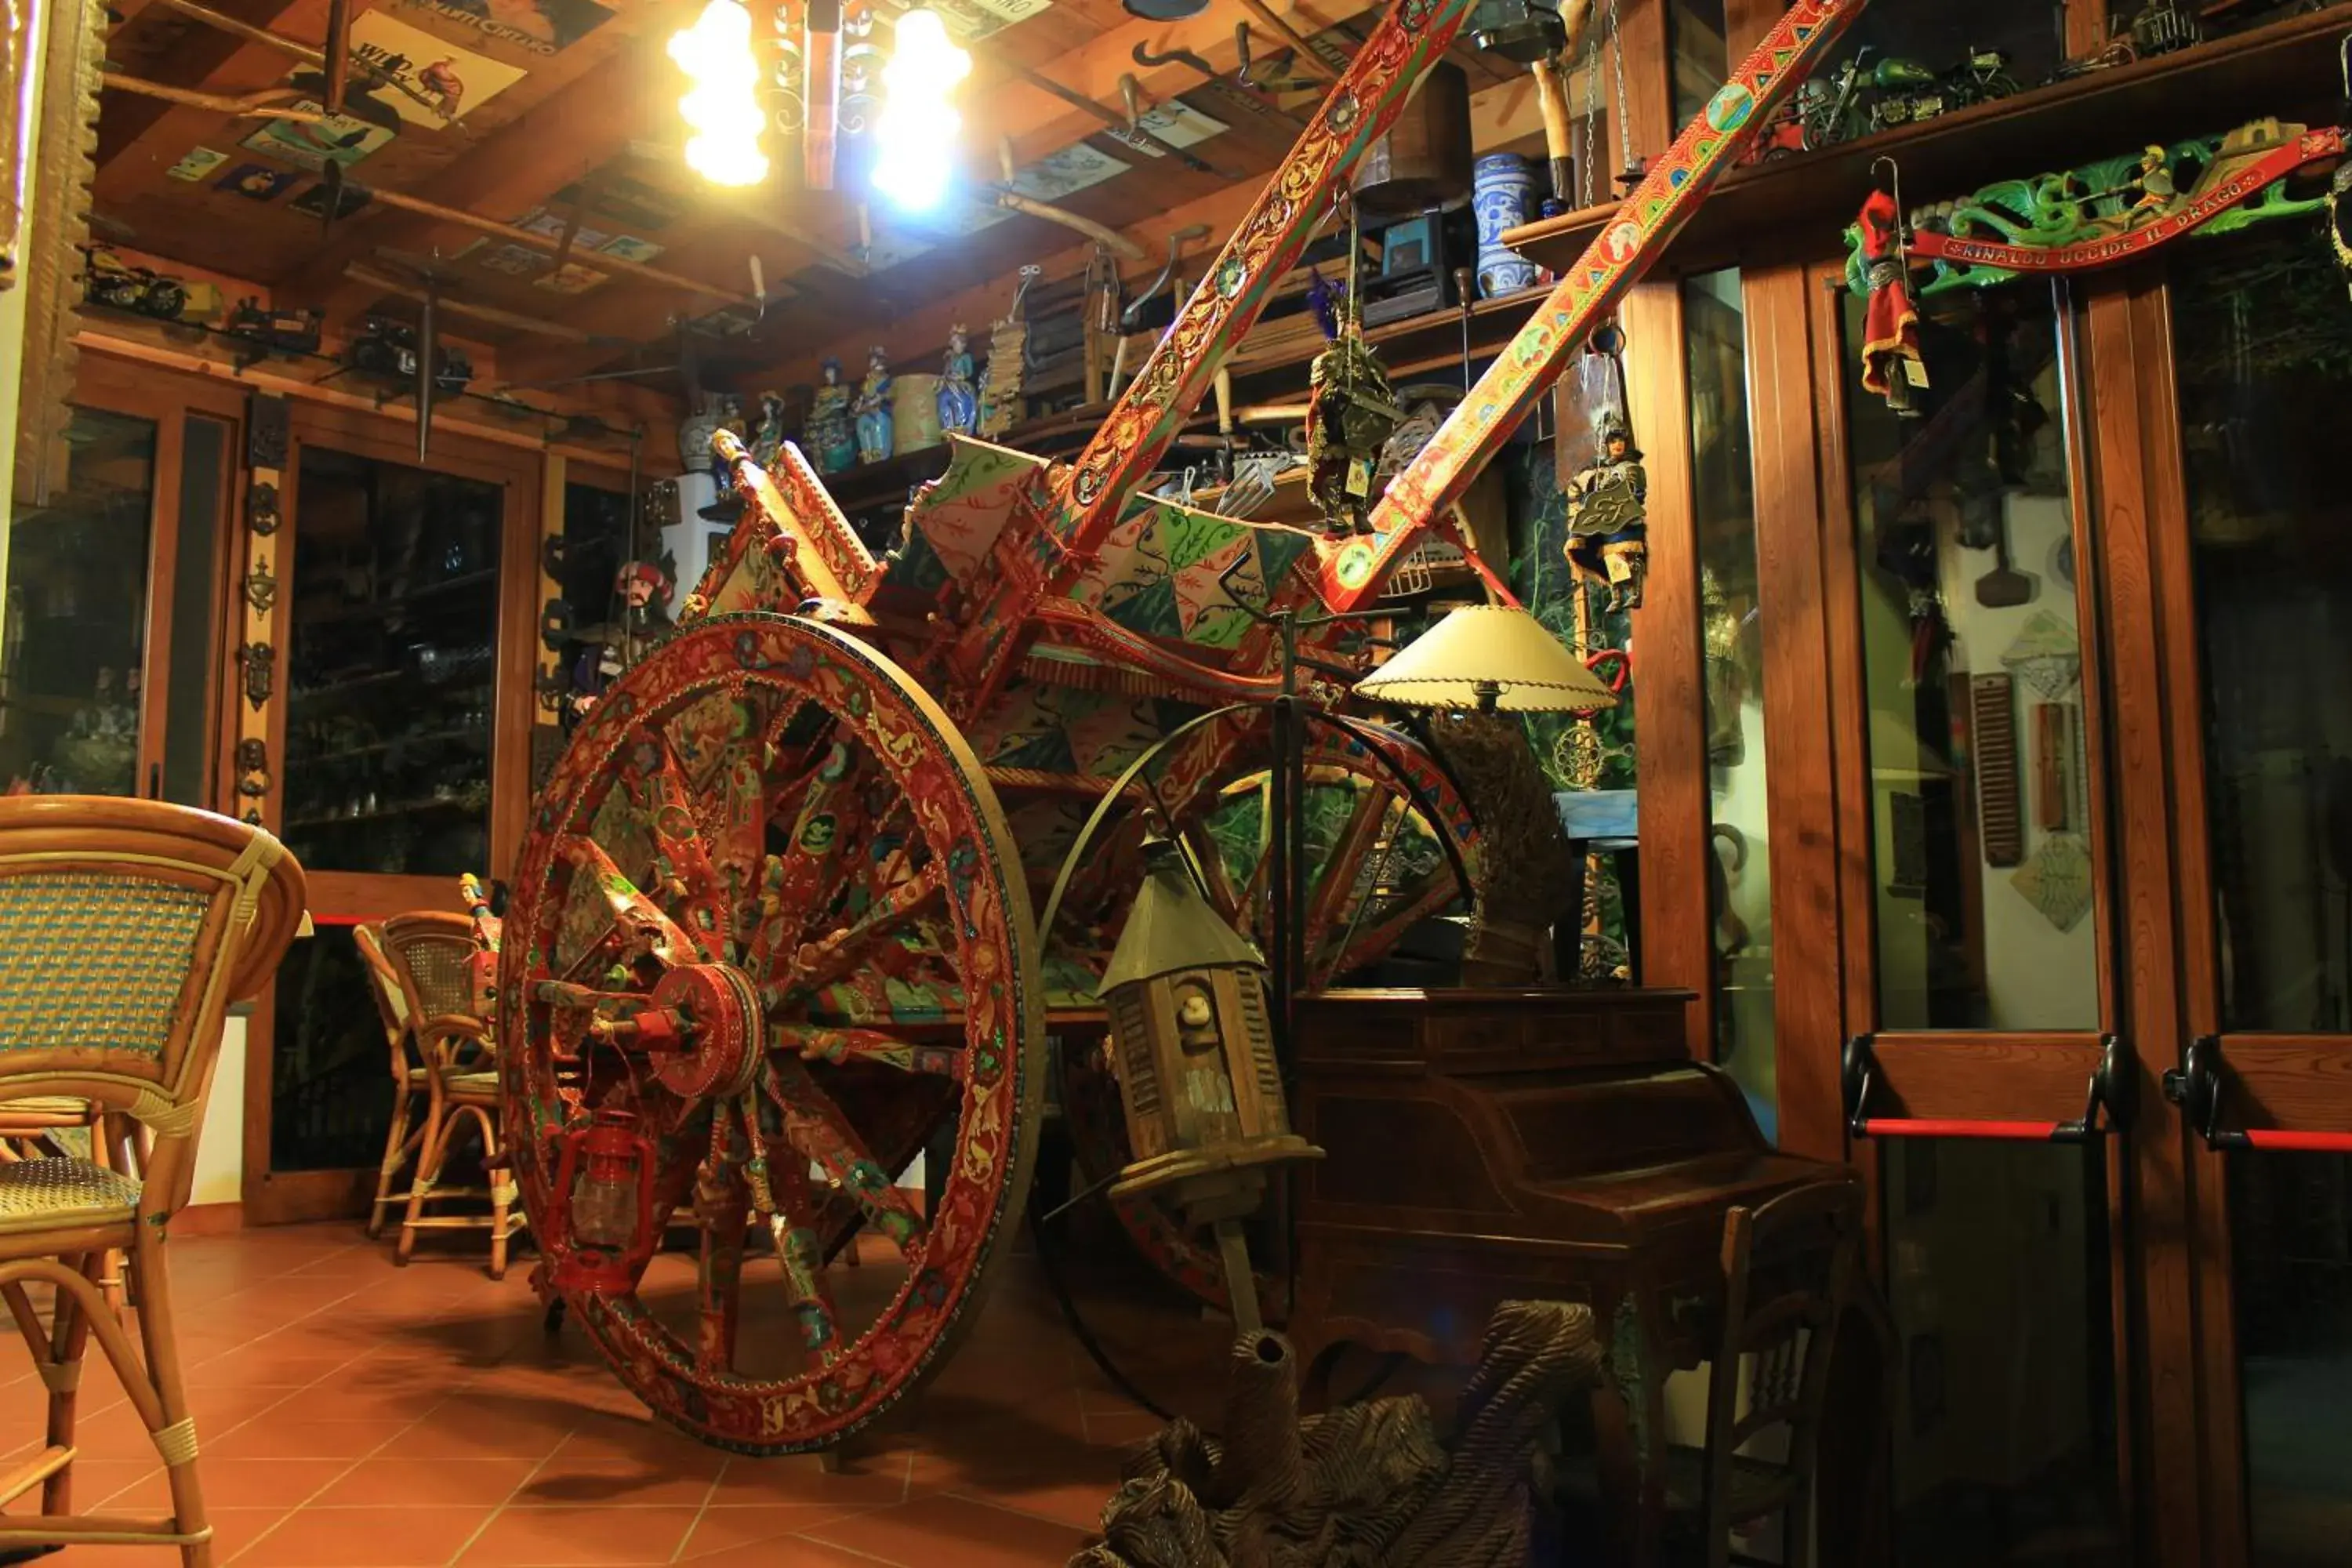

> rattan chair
[355,923,427,1241]
[383,912,522,1278]
[0,796,305,1566]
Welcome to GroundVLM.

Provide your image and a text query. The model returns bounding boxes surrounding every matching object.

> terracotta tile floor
[0,1223,1234,1566]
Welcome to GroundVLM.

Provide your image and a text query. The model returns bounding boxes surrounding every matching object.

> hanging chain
[1606,0,1638,182]
[1579,22,1602,209]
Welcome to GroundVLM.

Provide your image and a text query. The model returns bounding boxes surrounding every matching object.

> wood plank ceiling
[93,0,1548,396]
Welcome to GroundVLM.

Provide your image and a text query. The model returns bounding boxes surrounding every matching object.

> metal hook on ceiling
[1122,223,1213,329]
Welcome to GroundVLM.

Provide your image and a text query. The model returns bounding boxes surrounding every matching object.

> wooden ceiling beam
[768,65,1547,388]
[273,5,684,320]
[960,0,1388,173]
[95,0,329,183]
[494,58,1548,396]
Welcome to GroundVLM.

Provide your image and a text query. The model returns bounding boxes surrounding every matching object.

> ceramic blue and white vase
[1472,152,1539,299]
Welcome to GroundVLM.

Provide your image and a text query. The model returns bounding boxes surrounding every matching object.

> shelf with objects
[1508,2,2352,279]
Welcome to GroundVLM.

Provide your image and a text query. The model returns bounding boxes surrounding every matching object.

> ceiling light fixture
[870,6,970,214]
[669,0,769,187]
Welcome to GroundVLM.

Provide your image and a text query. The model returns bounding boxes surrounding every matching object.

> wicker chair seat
[0,1156,142,1235]
[444,1071,500,1099]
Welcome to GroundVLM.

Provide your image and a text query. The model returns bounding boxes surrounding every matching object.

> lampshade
[1354,604,1618,713]
[1122,0,1207,16]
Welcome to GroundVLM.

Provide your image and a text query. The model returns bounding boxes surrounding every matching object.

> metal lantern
[550,1107,659,1296]
[1098,835,1322,1330]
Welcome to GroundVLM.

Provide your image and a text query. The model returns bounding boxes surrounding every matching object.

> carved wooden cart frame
[497,0,1872,1455]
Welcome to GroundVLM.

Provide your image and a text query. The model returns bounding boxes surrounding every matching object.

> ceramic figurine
[750,389,789,469]
[937,325,978,437]
[852,346,894,466]
[807,358,858,474]
[699,394,750,521]
[1472,153,1538,298]
[1563,409,1648,612]
[677,392,730,470]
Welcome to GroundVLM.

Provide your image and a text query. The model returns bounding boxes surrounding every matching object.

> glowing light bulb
[670,0,768,188]
[872,7,970,213]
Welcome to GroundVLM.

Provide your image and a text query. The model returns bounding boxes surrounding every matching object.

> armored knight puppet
[1563,408,1649,612]
[1305,280,1403,535]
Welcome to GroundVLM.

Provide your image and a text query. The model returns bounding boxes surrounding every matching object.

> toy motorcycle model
[1798,48,1937,150]
[1938,45,2020,111]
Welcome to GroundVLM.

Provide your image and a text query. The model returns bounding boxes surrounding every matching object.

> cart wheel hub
[648,963,765,1100]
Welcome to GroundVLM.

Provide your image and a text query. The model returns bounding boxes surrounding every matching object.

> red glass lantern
[549,1108,658,1296]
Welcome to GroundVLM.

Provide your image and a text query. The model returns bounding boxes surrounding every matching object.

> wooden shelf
[1504,7,2352,280]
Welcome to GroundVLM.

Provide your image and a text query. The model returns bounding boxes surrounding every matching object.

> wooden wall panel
[2082,274,2218,1568]
[1743,263,1846,1162]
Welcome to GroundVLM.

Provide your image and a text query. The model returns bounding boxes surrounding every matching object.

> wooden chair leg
[396,1097,452,1266]
[85,1129,127,1318]
[369,1089,419,1240]
[39,1258,96,1518]
[125,1230,211,1568]
[474,1106,513,1283]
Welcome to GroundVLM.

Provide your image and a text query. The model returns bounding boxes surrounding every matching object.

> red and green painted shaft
[935,0,1480,712]
[1316,0,1871,613]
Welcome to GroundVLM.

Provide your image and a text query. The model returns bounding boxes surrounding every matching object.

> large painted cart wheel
[500,613,1046,1454]
[1054,718,1479,1311]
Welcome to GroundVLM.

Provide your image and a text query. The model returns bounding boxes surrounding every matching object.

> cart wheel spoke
[761,1206,843,1367]
[762,863,946,1007]
[771,1023,965,1080]
[617,729,733,963]
[554,835,701,978]
[760,1056,929,1258]
[695,1178,750,1374]
[1303,779,1401,973]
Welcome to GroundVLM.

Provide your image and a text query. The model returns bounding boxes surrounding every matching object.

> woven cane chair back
[0,797,305,1201]
[379,913,482,1027]
[354,923,415,1075]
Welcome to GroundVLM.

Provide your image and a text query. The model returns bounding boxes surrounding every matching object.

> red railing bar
[1856,1118,2063,1142]
[2239,1129,2352,1154]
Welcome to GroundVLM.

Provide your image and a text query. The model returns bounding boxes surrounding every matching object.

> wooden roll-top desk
[1288,987,1857,1559]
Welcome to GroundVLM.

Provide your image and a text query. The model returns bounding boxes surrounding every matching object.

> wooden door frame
[241,404,545,1224]
[66,353,246,810]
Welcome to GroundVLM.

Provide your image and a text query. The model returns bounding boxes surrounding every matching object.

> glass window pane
[1669,0,1730,127]
[2229,1152,2352,1568]
[283,447,502,877]
[162,414,228,807]
[1685,268,1775,1138]
[552,479,645,745]
[1844,285,2099,1030]
[2170,227,2352,1033]
[270,927,394,1172]
[0,408,157,797]
[1884,1139,2123,1565]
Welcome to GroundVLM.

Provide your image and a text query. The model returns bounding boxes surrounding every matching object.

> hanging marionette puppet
[1563,404,1648,618]
[1304,209,1403,536]
[569,555,677,726]
[1857,182,1927,416]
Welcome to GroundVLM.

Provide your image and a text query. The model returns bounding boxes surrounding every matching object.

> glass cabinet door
[0,408,158,797]
[2161,224,2352,1568]
[281,446,504,877]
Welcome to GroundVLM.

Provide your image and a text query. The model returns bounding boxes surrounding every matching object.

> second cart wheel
[501,613,1046,1454]
[1052,717,1479,1312]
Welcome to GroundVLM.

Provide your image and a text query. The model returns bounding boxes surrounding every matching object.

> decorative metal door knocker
[234,738,271,800]
[248,481,281,535]
[243,560,278,615]
[239,642,274,709]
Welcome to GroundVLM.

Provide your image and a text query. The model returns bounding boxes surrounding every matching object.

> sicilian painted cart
[497,0,1870,1455]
